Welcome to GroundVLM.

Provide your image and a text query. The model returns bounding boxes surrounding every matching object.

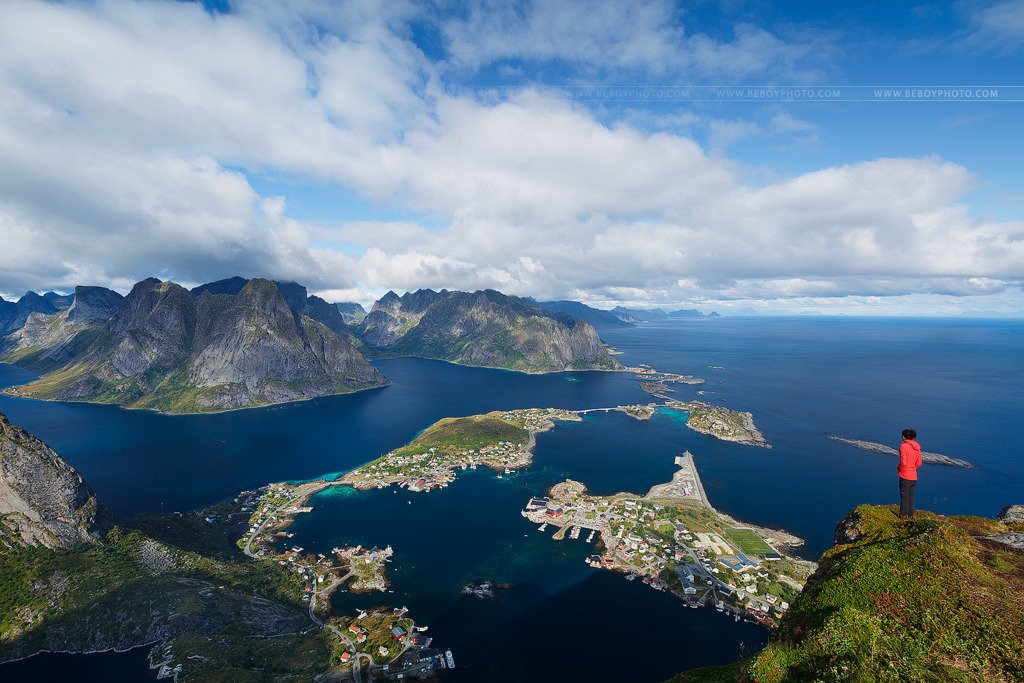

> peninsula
[522,453,813,627]
[341,408,580,490]
[829,435,974,468]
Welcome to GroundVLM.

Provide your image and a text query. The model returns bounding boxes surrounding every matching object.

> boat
[445,650,455,668]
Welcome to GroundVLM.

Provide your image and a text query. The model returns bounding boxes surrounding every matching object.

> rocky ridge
[358,288,621,372]
[4,278,386,413]
[0,413,106,550]
[1,286,124,368]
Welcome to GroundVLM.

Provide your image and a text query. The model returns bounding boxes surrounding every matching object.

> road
[243,491,374,682]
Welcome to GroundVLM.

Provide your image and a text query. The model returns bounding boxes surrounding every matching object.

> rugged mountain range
[4,278,386,413]
[609,306,719,323]
[0,291,73,335]
[0,413,106,550]
[2,286,124,368]
[190,276,358,335]
[536,300,635,329]
[358,288,620,372]
[2,278,622,411]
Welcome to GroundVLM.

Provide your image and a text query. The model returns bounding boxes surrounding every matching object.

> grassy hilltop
[669,505,1024,683]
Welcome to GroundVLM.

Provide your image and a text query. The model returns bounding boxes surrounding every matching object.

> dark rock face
[7,278,386,413]
[190,277,357,335]
[301,295,351,335]
[65,286,124,325]
[0,413,106,549]
[359,289,620,372]
[833,509,865,545]
[274,281,309,313]
[190,276,249,297]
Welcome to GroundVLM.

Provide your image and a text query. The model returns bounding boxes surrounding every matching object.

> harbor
[521,452,814,627]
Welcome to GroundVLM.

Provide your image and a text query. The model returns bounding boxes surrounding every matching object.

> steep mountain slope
[1,286,124,368]
[0,291,73,335]
[536,300,635,329]
[668,505,1024,683]
[0,414,106,550]
[335,301,367,324]
[190,276,353,335]
[0,417,331,677]
[358,289,621,372]
[5,278,386,413]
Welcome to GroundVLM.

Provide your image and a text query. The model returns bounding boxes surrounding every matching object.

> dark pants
[899,477,916,518]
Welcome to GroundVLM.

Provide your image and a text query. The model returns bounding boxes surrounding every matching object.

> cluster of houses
[352,436,533,492]
[524,487,799,626]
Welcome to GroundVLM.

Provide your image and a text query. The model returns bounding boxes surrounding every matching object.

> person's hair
[902,428,917,440]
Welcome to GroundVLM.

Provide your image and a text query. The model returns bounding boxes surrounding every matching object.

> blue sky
[0,0,1021,314]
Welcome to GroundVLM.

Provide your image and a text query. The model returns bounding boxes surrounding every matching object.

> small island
[665,400,770,447]
[522,453,813,626]
[635,370,706,398]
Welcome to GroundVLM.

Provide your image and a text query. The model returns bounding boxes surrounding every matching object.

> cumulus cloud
[0,0,1020,315]
[962,0,1024,52]
[439,1,834,82]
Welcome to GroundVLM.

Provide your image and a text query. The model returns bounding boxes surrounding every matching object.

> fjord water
[1,317,1021,681]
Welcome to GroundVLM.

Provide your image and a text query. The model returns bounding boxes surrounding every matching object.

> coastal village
[231,397,782,680]
[238,483,452,680]
[340,408,581,491]
[522,452,814,626]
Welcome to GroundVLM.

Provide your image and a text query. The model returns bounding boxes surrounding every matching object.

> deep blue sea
[1,317,1021,681]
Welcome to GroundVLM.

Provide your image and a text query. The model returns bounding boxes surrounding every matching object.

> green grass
[726,529,775,556]
[391,412,529,457]
[667,505,1024,683]
[0,513,330,678]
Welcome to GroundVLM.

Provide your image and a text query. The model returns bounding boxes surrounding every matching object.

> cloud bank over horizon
[0,0,1021,315]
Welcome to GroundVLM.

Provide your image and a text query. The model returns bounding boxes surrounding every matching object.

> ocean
[1,317,1020,681]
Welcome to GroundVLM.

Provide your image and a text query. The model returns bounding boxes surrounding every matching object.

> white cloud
[0,0,1019,315]
[440,1,834,82]
[963,0,1024,52]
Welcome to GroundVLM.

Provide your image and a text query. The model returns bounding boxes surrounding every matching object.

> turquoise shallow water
[2,317,1021,680]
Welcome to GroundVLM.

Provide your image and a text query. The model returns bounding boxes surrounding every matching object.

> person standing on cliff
[898,429,922,518]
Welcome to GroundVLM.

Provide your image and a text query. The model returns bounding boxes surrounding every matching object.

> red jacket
[898,439,922,480]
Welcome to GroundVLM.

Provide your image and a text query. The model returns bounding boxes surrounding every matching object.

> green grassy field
[392,412,529,457]
[725,528,774,556]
